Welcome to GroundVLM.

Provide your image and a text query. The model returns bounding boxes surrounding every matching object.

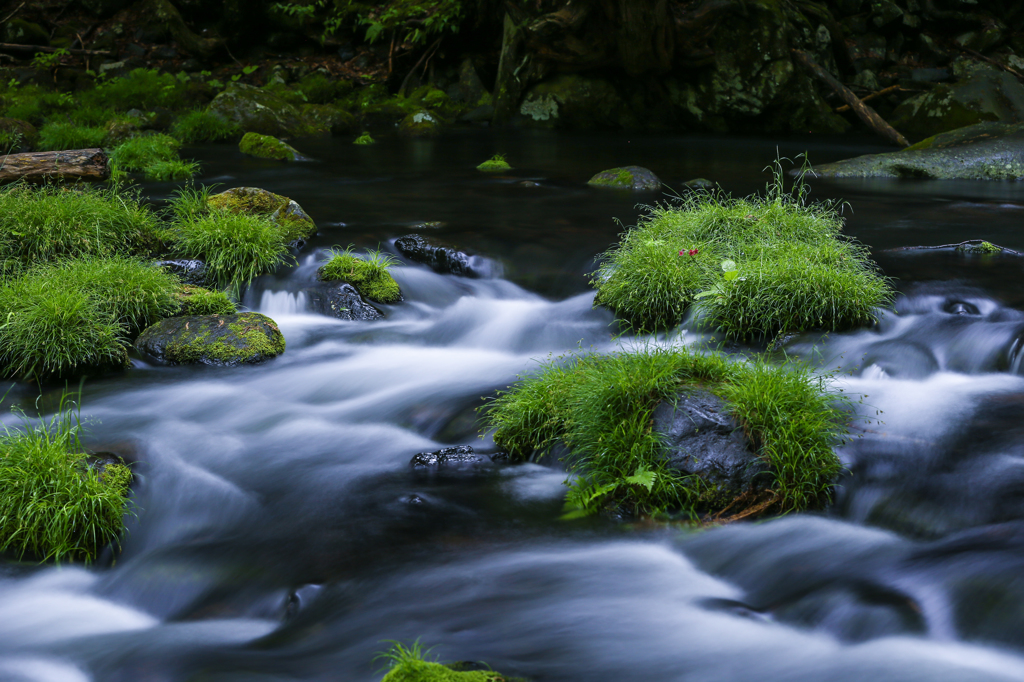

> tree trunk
[492,11,526,126]
[0,148,110,183]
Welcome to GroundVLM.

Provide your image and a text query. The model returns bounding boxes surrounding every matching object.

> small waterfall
[258,290,308,315]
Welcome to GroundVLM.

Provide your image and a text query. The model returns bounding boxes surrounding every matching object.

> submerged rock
[305,283,384,321]
[410,445,490,468]
[239,132,302,161]
[394,234,494,278]
[135,312,285,366]
[587,166,662,190]
[207,186,316,245]
[809,122,1024,180]
[653,389,769,499]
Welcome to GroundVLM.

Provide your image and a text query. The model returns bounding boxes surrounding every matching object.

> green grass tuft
[0,395,132,563]
[318,245,401,303]
[173,285,237,316]
[482,346,847,517]
[37,121,107,150]
[80,68,186,111]
[145,159,201,181]
[109,134,180,172]
[354,132,375,145]
[376,640,508,682]
[593,167,892,339]
[170,109,241,143]
[477,154,511,172]
[169,210,290,289]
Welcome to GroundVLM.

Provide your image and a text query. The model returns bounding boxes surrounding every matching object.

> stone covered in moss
[207,186,316,244]
[809,122,1024,180]
[173,285,237,316]
[239,132,302,161]
[300,103,357,136]
[209,83,307,137]
[0,118,38,152]
[134,312,285,366]
[318,254,401,304]
[477,155,511,172]
[519,73,633,130]
[354,133,375,145]
[587,166,661,190]
[399,110,442,136]
[382,659,513,682]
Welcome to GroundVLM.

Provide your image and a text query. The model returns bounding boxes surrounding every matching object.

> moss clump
[173,285,237,316]
[318,246,401,303]
[593,171,892,339]
[383,661,509,682]
[354,132,376,145]
[136,312,286,365]
[205,186,316,245]
[0,398,132,563]
[0,184,160,275]
[477,154,511,172]
[483,346,846,517]
[586,166,661,190]
[958,241,1003,255]
[239,131,301,161]
[170,109,241,143]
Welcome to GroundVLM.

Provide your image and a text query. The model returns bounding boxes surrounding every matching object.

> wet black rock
[410,445,490,468]
[157,259,210,287]
[394,234,495,278]
[653,389,769,496]
[305,283,384,321]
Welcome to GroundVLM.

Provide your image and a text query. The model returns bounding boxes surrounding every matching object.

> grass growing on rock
[170,109,241,143]
[593,165,892,339]
[169,210,290,289]
[318,245,401,303]
[173,285,237,316]
[482,346,847,517]
[0,397,132,563]
[377,640,512,682]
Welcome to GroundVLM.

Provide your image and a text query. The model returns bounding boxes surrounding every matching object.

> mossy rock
[207,187,316,245]
[3,19,49,46]
[134,313,285,366]
[300,103,357,136]
[587,166,662,190]
[890,63,1024,140]
[209,83,307,137]
[0,118,38,152]
[354,132,375,145]
[477,156,511,172]
[239,132,302,161]
[318,254,401,304]
[809,122,1024,180]
[399,110,443,137]
[382,660,515,682]
[173,285,237,316]
[519,73,633,130]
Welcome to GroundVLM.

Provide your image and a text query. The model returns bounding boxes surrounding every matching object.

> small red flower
[678,250,685,256]
[688,248,699,256]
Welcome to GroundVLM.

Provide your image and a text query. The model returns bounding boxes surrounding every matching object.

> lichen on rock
[134,312,285,365]
[239,132,302,161]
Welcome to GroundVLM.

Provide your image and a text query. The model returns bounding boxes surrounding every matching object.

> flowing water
[4,131,1024,681]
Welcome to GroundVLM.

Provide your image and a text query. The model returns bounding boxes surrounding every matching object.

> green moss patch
[173,285,237,316]
[354,132,376,145]
[383,660,510,682]
[483,347,846,517]
[318,246,401,303]
[0,399,132,563]
[587,165,661,190]
[170,109,241,143]
[593,177,892,339]
[239,131,301,161]
[206,186,316,244]
[135,312,286,365]
[477,154,511,172]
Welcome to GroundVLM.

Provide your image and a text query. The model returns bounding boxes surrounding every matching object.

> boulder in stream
[134,312,285,365]
[587,165,662,190]
[411,445,490,468]
[207,186,317,245]
[305,283,384,321]
[653,389,770,501]
[809,122,1024,180]
[239,132,302,161]
[394,234,494,278]
[209,83,307,138]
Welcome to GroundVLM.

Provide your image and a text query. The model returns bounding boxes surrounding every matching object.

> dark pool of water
[3,130,1024,682]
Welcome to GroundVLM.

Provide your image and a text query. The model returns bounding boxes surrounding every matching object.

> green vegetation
[169,210,290,289]
[477,154,511,172]
[0,397,132,563]
[173,285,237,316]
[319,245,401,303]
[376,640,510,682]
[146,313,286,365]
[81,68,188,112]
[145,159,201,182]
[238,132,300,161]
[593,166,892,339]
[37,121,107,151]
[354,132,376,145]
[482,346,847,517]
[0,184,159,274]
[110,135,200,181]
[170,109,241,143]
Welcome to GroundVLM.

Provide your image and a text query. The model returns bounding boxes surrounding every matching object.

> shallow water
[4,130,1024,681]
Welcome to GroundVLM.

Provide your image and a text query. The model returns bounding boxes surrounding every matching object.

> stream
[3,130,1024,681]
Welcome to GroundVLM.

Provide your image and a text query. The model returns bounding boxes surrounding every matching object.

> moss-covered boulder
[207,187,316,245]
[477,155,511,172]
[301,103,357,136]
[3,19,49,46]
[890,61,1024,140]
[519,74,633,130]
[399,110,442,136]
[587,166,661,190]
[134,313,285,366]
[318,250,401,304]
[0,118,38,152]
[239,132,302,161]
[809,122,1024,180]
[382,660,514,682]
[209,83,306,138]
[354,132,375,145]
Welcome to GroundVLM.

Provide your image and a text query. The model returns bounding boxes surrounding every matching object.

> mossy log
[0,148,110,183]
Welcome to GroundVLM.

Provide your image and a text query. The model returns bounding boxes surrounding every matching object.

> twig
[834,84,902,113]
[420,37,442,80]
[885,239,1023,256]
[0,2,25,26]
[387,31,395,78]
[793,49,909,147]
[0,42,113,57]
[224,44,243,67]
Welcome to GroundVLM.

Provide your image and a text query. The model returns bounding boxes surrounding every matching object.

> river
[2,130,1024,681]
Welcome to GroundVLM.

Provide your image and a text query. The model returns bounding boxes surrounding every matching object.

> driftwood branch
[0,42,114,57]
[834,84,902,113]
[0,149,110,184]
[885,240,1022,256]
[792,49,909,147]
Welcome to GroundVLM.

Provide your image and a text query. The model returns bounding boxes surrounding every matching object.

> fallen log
[792,49,910,147]
[885,240,1023,256]
[0,148,110,183]
[834,84,902,113]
